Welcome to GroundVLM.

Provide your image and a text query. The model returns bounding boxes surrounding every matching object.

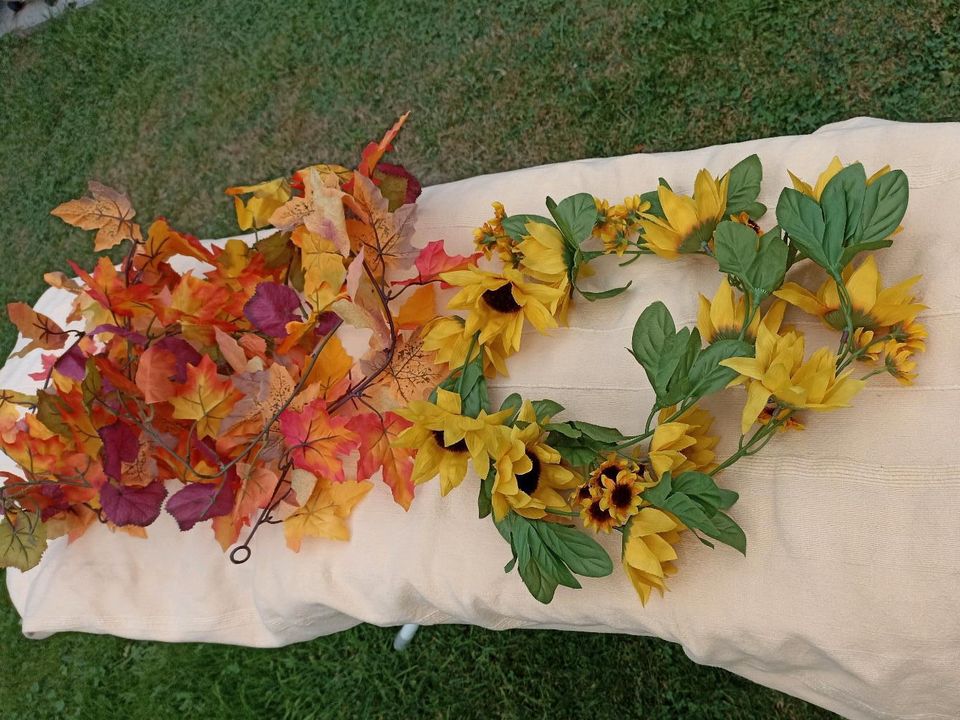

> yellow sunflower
[597,470,643,525]
[697,278,788,343]
[883,340,919,385]
[441,266,562,353]
[622,507,685,606]
[638,169,729,260]
[516,222,574,324]
[580,495,619,534]
[653,405,719,474]
[775,255,924,331]
[393,389,510,495]
[490,402,579,521]
[421,315,509,378]
[720,323,865,434]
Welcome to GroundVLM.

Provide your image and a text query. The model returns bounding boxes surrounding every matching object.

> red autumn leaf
[244,282,301,338]
[7,302,69,358]
[372,162,422,209]
[348,411,415,510]
[279,398,358,483]
[392,239,482,287]
[165,478,237,531]
[99,480,167,527]
[98,420,140,480]
[357,112,410,178]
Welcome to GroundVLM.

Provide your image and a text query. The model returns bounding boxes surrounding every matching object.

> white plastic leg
[393,623,420,651]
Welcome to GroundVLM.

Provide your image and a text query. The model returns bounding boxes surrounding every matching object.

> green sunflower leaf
[724,154,765,219]
[501,213,557,242]
[714,221,788,299]
[570,421,626,444]
[577,280,633,301]
[686,338,753,398]
[546,193,598,248]
[776,188,830,270]
[531,399,565,423]
[478,468,495,519]
[534,521,613,578]
[820,163,866,258]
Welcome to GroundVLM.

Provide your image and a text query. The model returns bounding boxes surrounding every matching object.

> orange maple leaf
[6,302,69,358]
[365,331,445,406]
[348,411,415,510]
[302,334,353,399]
[134,218,214,280]
[50,181,143,251]
[357,112,410,178]
[269,168,351,256]
[396,284,436,330]
[212,462,279,551]
[283,476,372,550]
[278,398,358,482]
[168,356,241,439]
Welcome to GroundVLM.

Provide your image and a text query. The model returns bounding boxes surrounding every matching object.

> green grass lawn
[0,0,957,717]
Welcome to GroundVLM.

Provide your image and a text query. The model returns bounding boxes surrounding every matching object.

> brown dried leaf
[50,181,142,251]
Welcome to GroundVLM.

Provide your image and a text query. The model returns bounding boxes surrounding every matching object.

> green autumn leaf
[0,510,48,572]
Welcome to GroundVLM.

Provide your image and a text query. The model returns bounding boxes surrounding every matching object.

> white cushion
[6,117,960,720]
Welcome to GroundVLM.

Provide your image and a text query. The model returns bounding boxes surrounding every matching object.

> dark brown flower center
[432,430,468,454]
[588,500,611,523]
[481,283,522,314]
[515,452,540,495]
[601,465,620,481]
[610,483,634,509]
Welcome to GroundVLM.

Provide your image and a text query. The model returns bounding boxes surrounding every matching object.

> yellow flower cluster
[394,395,579,519]
[592,195,650,255]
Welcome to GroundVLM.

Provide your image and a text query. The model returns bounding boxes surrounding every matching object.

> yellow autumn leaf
[50,180,143,251]
[283,477,372,550]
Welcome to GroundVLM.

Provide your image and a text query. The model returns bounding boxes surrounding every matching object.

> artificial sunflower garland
[395,153,926,605]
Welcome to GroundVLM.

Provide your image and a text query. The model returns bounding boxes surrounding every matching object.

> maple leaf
[392,239,482,287]
[244,282,302,338]
[330,252,390,349]
[348,411,415,510]
[278,398,358,482]
[168,356,241,439]
[166,478,237,531]
[302,334,353,399]
[0,510,48,571]
[136,338,201,404]
[396,284,436,330]
[50,181,143,251]
[99,480,168,527]
[357,112,410,177]
[269,168,351,256]
[134,218,214,278]
[283,477,371,550]
[214,327,248,374]
[350,173,417,281]
[372,162,422,210]
[225,177,291,231]
[7,302,69,358]
[366,331,444,406]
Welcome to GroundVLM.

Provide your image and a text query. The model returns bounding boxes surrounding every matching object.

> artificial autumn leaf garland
[0,121,925,609]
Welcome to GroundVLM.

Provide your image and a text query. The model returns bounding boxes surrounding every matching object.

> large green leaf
[725,154,765,218]
[776,188,829,269]
[820,163,866,266]
[687,338,753,397]
[546,193,598,247]
[534,521,613,578]
[714,222,788,299]
[855,169,908,247]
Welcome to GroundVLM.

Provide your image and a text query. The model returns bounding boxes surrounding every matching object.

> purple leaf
[99,480,167,527]
[315,311,341,337]
[244,282,301,338]
[98,421,140,480]
[57,343,88,380]
[90,324,149,345]
[166,480,236,531]
[152,337,202,383]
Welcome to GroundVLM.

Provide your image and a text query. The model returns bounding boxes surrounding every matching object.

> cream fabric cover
[6,118,960,719]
